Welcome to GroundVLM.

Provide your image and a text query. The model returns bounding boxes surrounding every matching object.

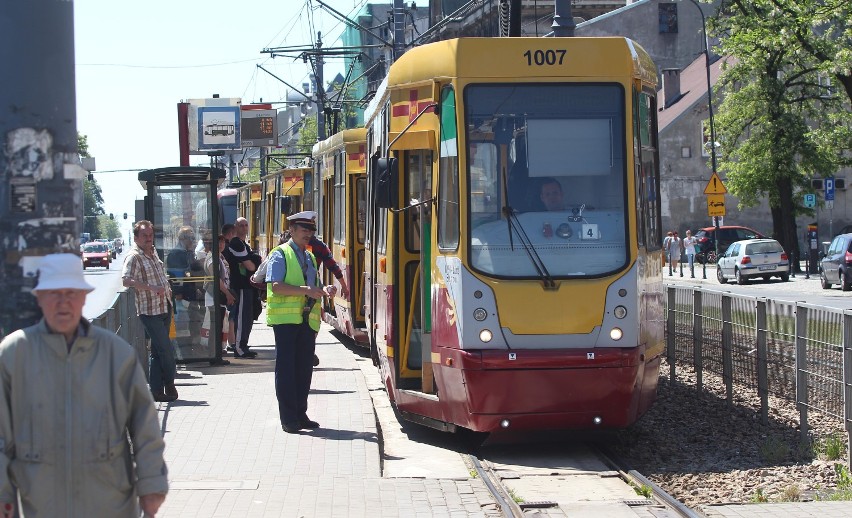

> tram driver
[539,177,565,212]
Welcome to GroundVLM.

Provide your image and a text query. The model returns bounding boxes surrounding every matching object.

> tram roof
[398,37,652,83]
[312,127,367,156]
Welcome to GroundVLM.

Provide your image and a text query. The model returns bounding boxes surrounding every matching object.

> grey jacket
[0,319,168,517]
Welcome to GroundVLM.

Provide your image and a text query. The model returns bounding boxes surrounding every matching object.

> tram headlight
[610,327,623,341]
[500,419,511,428]
[473,308,488,321]
[479,329,493,343]
[613,305,627,319]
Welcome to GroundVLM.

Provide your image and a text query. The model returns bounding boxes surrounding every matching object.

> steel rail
[593,445,702,518]
[467,453,524,518]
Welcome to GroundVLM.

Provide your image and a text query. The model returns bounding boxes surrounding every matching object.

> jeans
[139,312,175,395]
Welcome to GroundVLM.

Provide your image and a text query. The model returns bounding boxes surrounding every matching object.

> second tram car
[312,129,369,343]
[361,37,664,433]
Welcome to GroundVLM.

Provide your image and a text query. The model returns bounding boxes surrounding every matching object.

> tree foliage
[79,133,106,238]
[98,214,121,239]
[297,117,318,155]
[709,0,852,257]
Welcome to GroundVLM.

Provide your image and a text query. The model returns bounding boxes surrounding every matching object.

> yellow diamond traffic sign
[703,172,728,195]
[707,194,726,217]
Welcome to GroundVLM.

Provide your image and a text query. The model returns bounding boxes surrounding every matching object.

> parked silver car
[716,239,790,284]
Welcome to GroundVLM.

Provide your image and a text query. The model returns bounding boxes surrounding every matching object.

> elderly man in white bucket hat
[0,253,168,518]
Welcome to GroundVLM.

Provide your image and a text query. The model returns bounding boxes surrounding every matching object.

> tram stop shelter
[138,166,228,365]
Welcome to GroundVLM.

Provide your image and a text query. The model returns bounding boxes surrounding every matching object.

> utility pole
[0,1,84,336]
[315,32,326,142]
[552,0,577,37]
[393,0,405,59]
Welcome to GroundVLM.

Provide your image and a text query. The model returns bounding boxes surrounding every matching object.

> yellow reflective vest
[266,244,321,331]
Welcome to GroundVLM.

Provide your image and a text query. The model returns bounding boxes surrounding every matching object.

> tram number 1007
[523,49,567,66]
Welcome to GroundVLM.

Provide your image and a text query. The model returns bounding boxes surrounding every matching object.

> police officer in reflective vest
[266,211,337,433]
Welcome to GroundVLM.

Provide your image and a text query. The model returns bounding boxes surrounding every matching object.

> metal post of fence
[693,288,703,392]
[843,311,852,468]
[667,286,676,381]
[796,304,810,444]
[721,294,734,405]
[756,298,769,425]
[105,306,116,334]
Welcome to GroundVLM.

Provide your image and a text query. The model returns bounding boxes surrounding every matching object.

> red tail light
[845,251,852,264]
[741,256,751,265]
[698,237,709,244]
[780,252,788,261]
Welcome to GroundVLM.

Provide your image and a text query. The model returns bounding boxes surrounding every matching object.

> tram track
[593,445,703,518]
[467,439,703,518]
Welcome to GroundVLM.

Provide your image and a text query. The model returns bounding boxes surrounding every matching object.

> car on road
[82,242,111,269]
[694,225,765,264]
[716,238,790,284]
[819,233,852,291]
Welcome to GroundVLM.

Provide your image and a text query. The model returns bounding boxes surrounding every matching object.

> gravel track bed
[612,359,849,507]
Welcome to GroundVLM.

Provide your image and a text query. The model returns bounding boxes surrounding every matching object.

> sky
[73,0,368,234]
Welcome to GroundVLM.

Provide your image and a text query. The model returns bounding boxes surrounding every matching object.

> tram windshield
[465,83,628,278]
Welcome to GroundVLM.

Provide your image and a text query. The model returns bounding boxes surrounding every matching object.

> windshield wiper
[498,157,555,289]
[500,206,557,290]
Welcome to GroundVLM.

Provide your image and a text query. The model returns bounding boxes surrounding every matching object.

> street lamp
[685,0,721,271]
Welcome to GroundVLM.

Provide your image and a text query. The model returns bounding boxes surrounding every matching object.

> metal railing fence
[666,285,852,467]
[90,290,149,379]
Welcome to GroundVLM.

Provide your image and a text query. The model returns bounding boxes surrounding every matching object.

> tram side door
[402,150,434,393]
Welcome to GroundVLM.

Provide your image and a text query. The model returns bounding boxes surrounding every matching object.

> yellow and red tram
[361,37,664,433]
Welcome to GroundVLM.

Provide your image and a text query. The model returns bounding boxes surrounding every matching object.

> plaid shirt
[122,243,172,316]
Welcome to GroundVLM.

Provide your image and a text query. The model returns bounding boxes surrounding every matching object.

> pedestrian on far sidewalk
[667,231,681,275]
[266,211,337,433]
[683,229,698,278]
[0,253,169,518]
[123,220,178,403]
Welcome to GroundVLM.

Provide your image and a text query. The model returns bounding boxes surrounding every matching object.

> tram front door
[139,167,226,364]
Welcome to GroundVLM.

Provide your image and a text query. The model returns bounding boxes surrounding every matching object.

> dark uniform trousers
[273,321,316,426]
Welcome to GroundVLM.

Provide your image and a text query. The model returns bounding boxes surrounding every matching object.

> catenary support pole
[0,1,83,336]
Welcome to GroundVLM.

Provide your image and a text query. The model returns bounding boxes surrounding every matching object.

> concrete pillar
[0,1,84,335]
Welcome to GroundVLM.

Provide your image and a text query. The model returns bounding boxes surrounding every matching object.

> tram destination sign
[241,109,278,148]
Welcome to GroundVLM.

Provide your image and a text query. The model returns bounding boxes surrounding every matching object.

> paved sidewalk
[151,316,852,517]
[155,320,501,517]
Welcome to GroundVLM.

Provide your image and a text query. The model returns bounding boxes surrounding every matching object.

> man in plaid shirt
[122,220,178,402]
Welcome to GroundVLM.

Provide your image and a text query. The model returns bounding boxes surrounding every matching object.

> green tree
[297,116,318,155]
[710,0,846,258]
[98,214,121,239]
[79,133,106,238]
[758,0,852,105]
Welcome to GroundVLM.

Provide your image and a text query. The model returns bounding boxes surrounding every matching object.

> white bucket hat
[32,253,95,292]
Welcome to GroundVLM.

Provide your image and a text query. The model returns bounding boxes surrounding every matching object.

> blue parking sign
[825,177,835,201]
[804,193,816,208]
